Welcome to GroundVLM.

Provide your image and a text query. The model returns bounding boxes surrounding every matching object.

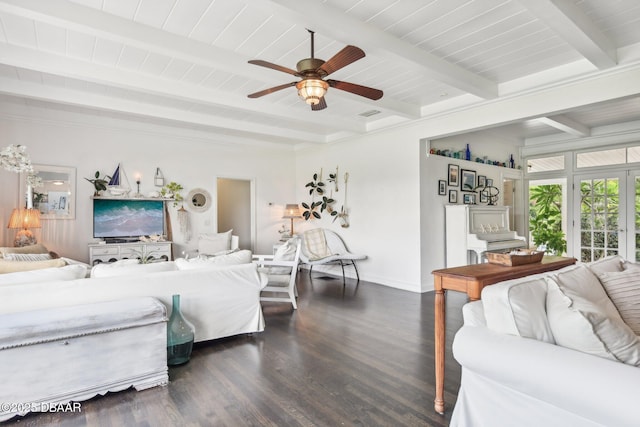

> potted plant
[85,171,110,196]
[160,182,184,207]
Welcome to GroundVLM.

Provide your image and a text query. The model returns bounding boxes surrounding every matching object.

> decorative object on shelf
[7,206,41,247]
[107,163,131,197]
[133,174,142,198]
[438,180,446,195]
[460,169,476,191]
[166,294,195,366]
[449,189,458,204]
[154,167,164,187]
[186,188,211,213]
[85,170,110,197]
[447,164,459,186]
[177,205,191,243]
[160,182,184,207]
[509,154,515,168]
[465,144,471,161]
[282,204,302,236]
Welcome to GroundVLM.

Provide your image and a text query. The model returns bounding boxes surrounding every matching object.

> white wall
[294,125,424,292]
[0,104,297,261]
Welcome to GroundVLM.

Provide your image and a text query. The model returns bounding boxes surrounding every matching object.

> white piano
[445,205,527,267]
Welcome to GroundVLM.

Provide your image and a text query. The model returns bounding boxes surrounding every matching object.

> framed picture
[448,189,457,204]
[477,175,486,188]
[20,164,76,219]
[447,164,459,186]
[438,180,447,195]
[486,178,494,187]
[461,169,476,191]
[480,190,488,203]
[463,193,476,204]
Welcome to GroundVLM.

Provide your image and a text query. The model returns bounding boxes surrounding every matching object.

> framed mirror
[187,188,211,213]
[20,165,76,219]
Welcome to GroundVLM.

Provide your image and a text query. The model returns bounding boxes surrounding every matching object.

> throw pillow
[268,238,299,275]
[198,230,233,255]
[546,265,640,365]
[3,253,52,262]
[0,243,49,259]
[175,250,252,270]
[0,258,66,274]
[481,275,554,343]
[597,269,640,335]
[586,255,624,275]
[0,264,87,286]
[622,260,640,271]
[90,260,177,278]
[303,229,332,261]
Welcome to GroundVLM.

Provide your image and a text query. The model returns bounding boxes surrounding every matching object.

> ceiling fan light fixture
[296,79,328,105]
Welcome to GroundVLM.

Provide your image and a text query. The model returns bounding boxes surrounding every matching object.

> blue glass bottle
[465,144,471,161]
[167,294,195,366]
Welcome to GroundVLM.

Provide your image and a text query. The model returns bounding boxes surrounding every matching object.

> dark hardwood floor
[4,272,467,427]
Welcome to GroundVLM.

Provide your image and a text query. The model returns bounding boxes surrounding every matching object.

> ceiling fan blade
[248,82,296,98]
[327,79,383,100]
[311,97,327,111]
[248,60,299,76]
[319,45,365,76]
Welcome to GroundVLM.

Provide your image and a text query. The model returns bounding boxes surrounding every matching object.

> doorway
[216,177,254,251]
[572,171,635,262]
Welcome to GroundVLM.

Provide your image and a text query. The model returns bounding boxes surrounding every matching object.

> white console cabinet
[88,241,172,265]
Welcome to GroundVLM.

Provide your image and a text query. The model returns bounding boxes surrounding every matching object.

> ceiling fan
[247,30,383,111]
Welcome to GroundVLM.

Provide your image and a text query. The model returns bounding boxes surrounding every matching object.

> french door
[573,170,640,262]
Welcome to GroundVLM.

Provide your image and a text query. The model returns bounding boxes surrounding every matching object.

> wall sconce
[282,204,302,236]
[7,207,41,247]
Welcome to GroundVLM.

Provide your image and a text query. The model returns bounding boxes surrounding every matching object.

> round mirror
[186,188,211,213]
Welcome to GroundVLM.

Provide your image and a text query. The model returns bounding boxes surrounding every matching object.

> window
[577,148,626,168]
[526,155,564,173]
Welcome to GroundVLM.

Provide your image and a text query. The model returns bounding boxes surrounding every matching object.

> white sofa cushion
[0,258,66,274]
[91,260,177,278]
[0,264,87,286]
[597,269,640,335]
[546,265,640,365]
[481,274,554,343]
[587,254,624,275]
[197,230,233,255]
[175,250,252,270]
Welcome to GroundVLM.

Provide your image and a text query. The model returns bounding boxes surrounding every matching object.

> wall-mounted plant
[305,172,325,196]
[302,170,339,221]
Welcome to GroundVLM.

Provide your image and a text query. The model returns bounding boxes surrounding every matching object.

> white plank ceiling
[1,0,640,146]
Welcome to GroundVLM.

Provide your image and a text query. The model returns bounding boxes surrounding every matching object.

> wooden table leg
[434,287,445,414]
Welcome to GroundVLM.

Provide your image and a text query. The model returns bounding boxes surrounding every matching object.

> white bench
[0,297,168,421]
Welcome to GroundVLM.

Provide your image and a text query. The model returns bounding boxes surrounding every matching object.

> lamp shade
[282,204,302,219]
[296,79,328,105]
[8,208,41,230]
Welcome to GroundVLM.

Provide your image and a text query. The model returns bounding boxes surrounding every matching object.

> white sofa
[450,256,640,427]
[0,260,267,343]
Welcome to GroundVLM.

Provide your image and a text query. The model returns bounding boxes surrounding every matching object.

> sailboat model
[107,163,131,197]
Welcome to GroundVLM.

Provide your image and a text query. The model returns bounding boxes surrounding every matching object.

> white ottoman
[0,297,168,421]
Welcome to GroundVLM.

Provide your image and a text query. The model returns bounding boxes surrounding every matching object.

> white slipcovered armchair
[253,237,302,309]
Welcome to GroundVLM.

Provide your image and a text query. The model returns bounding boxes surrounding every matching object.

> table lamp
[282,204,302,236]
[7,207,41,247]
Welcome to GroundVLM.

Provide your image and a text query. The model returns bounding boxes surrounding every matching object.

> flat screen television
[93,199,165,240]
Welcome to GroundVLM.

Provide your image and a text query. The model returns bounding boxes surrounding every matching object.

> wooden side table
[431,256,576,414]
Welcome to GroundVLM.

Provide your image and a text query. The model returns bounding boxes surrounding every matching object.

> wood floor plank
[3,273,465,426]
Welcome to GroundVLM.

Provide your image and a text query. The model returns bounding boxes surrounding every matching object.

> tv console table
[88,241,172,265]
[431,256,576,414]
